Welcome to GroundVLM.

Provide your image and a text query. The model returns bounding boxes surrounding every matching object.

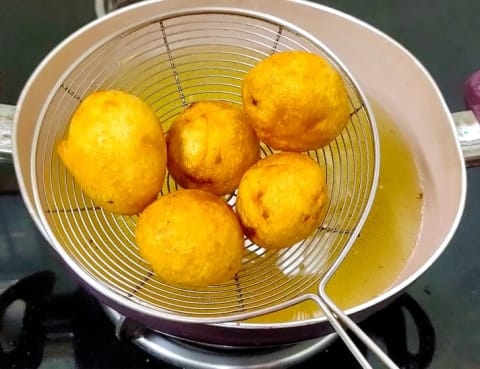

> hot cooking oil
[244,99,424,323]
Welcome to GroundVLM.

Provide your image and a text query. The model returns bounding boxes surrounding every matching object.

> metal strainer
[30,7,395,369]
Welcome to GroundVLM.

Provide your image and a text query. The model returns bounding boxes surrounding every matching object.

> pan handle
[2,102,479,166]
[453,110,480,167]
[0,104,14,163]
[457,70,480,167]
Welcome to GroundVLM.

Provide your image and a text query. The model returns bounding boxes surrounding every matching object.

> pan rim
[12,0,466,331]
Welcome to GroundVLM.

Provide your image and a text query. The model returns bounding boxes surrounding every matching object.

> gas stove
[0,266,435,369]
[1,1,480,368]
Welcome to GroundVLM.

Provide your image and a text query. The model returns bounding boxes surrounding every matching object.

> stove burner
[105,305,338,369]
[0,271,54,369]
[0,272,436,368]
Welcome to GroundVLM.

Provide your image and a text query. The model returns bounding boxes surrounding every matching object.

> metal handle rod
[0,104,15,163]
[453,110,480,167]
[311,290,400,369]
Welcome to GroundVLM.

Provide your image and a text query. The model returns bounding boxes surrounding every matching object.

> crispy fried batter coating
[135,189,245,287]
[57,90,167,215]
[166,101,259,196]
[236,152,327,250]
[242,51,350,151]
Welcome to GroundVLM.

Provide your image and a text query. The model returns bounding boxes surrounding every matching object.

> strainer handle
[310,291,400,369]
[0,104,14,163]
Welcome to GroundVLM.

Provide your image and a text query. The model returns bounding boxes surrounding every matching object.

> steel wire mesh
[31,10,378,322]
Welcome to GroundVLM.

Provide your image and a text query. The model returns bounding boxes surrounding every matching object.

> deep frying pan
[1,0,478,358]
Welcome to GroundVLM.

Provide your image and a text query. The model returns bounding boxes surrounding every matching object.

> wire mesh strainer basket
[32,9,379,324]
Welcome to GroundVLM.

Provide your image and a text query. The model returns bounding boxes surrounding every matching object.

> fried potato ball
[135,189,245,288]
[241,51,350,151]
[166,101,260,196]
[57,90,167,215]
[236,152,327,250]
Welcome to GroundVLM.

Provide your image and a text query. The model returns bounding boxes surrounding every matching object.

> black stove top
[0,268,436,369]
[1,1,480,368]
[2,189,476,369]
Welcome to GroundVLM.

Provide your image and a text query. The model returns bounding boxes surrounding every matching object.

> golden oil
[245,99,424,323]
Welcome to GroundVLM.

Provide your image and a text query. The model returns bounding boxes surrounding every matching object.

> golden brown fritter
[166,101,260,196]
[57,90,167,215]
[242,51,350,151]
[236,152,328,250]
[135,189,245,287]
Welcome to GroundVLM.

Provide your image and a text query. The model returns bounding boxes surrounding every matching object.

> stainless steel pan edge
[4,0,471,345]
